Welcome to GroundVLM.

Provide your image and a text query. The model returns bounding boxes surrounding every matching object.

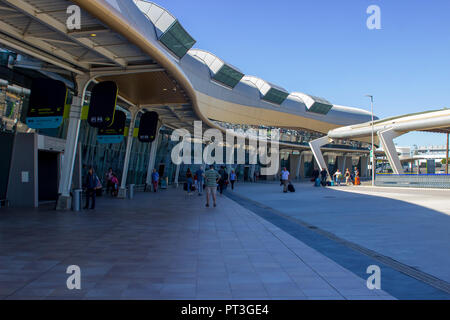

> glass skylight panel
[212,64,244,88]
[263,88,289,105]
[159,21,196,59]
[135,1,196,59]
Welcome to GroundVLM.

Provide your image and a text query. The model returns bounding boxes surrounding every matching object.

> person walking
[195,166,204,196]
[344,168,351,185]
[84,167,100,210]
[186,168,194,194]
[281,167,290,193]
[110,173,119,197]
[311,168,320,182]
[320,168,328,187]
[105,167,113,196]
[218,166,228,195]
[333,169,342,186]
[204,164,221,207]
[151,168,159,193]
[230,169,237,190]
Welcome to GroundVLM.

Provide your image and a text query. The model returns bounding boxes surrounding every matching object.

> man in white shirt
[281,167,290,193]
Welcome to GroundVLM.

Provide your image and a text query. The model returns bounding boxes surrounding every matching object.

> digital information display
[87,81,118,129]
[138,111,159,143]
[97,110,126,144]
[26,78,67,129]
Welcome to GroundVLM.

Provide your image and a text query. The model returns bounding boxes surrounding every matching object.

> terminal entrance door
[38,150,59,202]
[244,166,249,181]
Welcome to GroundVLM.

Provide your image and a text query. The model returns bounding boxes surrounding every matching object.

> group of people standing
[184,165,238,207]
[311,167,360,186]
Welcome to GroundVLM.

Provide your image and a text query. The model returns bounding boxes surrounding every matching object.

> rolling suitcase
[315,178,321,187]
[288,183,295,192]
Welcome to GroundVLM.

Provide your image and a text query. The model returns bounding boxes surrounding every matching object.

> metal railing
[375,174,450,189]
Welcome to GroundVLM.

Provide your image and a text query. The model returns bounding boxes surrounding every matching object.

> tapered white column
[118,108,138,198]
[174,164,180,187]
[56,75,90,210]
[145,124,161,190]
[309,136,332,174]
[378,128,404,174]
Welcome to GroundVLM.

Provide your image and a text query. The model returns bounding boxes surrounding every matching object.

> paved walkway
[0,188,394,300]
[233,181,450,298]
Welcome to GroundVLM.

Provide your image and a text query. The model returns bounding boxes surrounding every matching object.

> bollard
[73,189,82,211]
[128,184,134,199]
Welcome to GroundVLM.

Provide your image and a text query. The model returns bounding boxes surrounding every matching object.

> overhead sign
[138,111,159,143]
[97,110,126,144]
[26,78,67,129]
[87,81,118,128]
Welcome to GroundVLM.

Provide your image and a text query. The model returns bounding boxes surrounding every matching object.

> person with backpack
[84,166,100,210]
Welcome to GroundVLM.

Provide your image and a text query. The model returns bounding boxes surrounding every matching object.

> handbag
[95,175,102,190]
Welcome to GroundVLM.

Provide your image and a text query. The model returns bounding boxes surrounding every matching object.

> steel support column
[118,108,138,198]
[145,123,162,191]
[56,75,90,210]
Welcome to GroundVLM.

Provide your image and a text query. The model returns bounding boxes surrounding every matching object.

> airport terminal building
[0,0,381,208]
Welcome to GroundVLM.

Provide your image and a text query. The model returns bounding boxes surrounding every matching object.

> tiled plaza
[0,187,396,300]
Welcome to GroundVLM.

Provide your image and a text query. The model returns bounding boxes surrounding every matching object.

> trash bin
[128,184,134,199]
[73,189,82,211]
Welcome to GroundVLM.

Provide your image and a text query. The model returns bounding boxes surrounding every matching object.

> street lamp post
[366,95,375,186]
[446,132,449,175]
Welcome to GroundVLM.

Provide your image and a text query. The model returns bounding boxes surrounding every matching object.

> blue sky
[156,0,450,147]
